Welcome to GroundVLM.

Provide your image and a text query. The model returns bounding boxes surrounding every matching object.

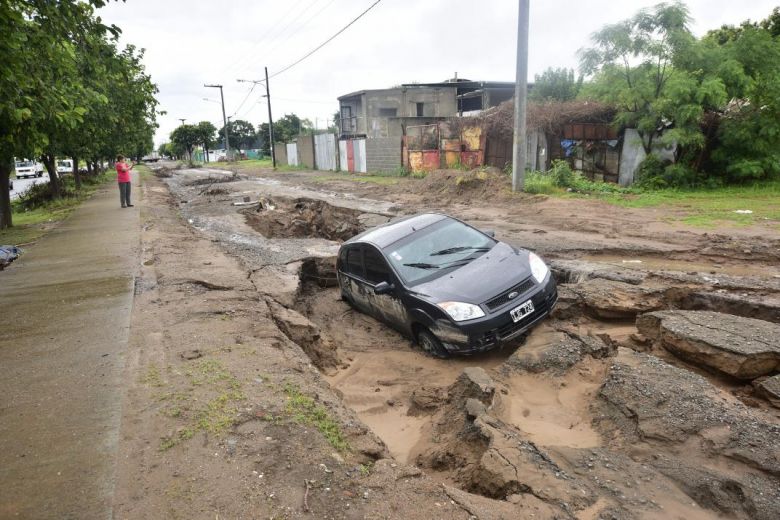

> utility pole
[237,68,276,168]
[204,84,231,161]
[264,67,276,169]
[511,0,530,192]
[178,118,186,125]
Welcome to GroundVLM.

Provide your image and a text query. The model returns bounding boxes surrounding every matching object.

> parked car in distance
[56,159,74,175]
[14,159,43,179]
[337,213,558,357]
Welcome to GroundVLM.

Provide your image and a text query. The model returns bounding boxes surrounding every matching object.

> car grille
[481,289,557,347]
[484,277,536,311]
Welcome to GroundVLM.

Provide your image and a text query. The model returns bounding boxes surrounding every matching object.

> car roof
[346,213,450,249]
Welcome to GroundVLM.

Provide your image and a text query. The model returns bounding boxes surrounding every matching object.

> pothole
[241,196,378,241]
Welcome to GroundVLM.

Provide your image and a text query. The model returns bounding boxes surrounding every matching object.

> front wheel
[417,328,449,358]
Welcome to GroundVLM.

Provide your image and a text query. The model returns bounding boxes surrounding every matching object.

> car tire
[417,328,449,358]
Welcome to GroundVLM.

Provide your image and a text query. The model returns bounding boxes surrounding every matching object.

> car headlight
[438,301,485,322]
[529,251,549,283]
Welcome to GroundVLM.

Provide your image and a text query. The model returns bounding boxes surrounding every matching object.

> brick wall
[365,137,401,173]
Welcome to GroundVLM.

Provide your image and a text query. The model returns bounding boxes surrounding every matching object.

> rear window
[364,246,391,285]
[343,247,363,277]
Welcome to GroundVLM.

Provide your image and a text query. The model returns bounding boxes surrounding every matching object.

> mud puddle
[326,344,510,463]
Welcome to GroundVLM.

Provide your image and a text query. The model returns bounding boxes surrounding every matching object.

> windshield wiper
[430,246,491,256]
[403,262,440,269]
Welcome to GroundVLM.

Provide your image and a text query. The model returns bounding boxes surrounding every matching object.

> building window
[378,108,397,117]
[416,102,424,117]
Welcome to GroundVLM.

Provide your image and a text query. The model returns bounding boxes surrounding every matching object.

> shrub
[549,159,576,187]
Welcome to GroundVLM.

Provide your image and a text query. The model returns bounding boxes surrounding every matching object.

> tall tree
[218,119,256,152]
[530,68,582,101]
[578,1,726,160]
[195,121,217,162]
[170,124,200,161]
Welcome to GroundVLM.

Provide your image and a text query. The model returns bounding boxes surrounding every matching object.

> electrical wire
[268,0,382,80]
[219,0,306,78]
[229,83,257,119]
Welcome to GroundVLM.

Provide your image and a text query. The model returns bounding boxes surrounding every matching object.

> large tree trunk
[72,155,82,190]
[86,161,93,177]
[42,154,61,199]
[0,158,13,229]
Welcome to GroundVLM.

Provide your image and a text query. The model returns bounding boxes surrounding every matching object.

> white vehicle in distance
[57,159,74,175]
[14,159,44,179]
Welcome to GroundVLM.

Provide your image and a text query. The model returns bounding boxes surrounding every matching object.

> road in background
[10,173,50,200]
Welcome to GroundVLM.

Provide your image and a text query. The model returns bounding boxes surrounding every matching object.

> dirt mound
[417,168,514,203]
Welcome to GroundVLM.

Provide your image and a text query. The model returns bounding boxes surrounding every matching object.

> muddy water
[326,347,510,463]
[501,360,604,449]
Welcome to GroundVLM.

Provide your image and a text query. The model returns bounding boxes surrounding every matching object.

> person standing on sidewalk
[116,155,134,208]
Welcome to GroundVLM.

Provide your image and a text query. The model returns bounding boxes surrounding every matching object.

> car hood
[411,242,533,305]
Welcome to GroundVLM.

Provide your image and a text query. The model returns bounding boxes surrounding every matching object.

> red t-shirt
[116,162,131,183]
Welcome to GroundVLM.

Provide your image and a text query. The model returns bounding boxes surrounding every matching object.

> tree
[578,1,726,162]
[170,124,200,162]
[1,0,112,227]
[217,119,255,153]
[530,68,582,101]
[257,114,312,150]
[195,121,217,162]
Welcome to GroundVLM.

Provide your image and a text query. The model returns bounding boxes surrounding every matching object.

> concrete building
[337,78,516,139]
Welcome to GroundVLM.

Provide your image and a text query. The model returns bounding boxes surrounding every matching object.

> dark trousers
[119,182,131,207]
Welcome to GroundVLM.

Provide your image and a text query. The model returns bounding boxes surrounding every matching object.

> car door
[339,245,372,313]
[363,245,409,331]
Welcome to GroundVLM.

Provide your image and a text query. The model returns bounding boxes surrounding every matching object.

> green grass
[595,181,780,226]
[523,168,780,227]
[283,383,349,452]
[221,158,273,171]
[1,171,111,245]
[312,172,402,186]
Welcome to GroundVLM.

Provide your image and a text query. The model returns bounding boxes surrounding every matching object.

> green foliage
[530,68,582,102]
[549,160,576,187]
[218,119,256,152]
[257,114,314,155]
[0,1,159,228]
[170,124,200,160]
[283,383,349,452]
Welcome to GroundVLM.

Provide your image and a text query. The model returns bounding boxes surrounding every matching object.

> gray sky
[97,0,779,146]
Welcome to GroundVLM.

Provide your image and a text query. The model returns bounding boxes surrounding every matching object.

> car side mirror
[483,229,496,238]
[374,281,395,295]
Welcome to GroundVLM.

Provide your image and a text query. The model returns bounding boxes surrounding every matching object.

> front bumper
[434,274,558,355]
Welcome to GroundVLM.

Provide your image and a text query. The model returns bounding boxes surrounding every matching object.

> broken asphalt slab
[637,310,780,379]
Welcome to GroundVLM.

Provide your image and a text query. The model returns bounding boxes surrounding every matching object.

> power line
[229,83,257,119]
[269,0,382,80]
[219,0,306,78]
[261,0,337,59]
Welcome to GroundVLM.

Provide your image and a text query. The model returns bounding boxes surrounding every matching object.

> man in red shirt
[115,155,134,208]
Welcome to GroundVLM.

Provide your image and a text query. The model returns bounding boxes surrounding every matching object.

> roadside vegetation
[524,160,779,227]
[0,1,159,230]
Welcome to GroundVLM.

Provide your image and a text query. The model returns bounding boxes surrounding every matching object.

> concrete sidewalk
[0,174,141,519]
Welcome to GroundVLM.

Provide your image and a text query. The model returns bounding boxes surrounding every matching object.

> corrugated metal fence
[314,133,338,171]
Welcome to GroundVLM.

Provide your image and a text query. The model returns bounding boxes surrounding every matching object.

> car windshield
[16,161,32,167]
[57,161,70,167]
[384,218,495,286]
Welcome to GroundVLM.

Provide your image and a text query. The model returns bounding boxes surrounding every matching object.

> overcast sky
[97,0,778,146]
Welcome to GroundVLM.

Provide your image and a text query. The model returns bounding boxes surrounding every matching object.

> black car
[337,213,557,357]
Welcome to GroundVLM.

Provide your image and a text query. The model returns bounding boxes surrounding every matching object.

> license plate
[510,299,534,322]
